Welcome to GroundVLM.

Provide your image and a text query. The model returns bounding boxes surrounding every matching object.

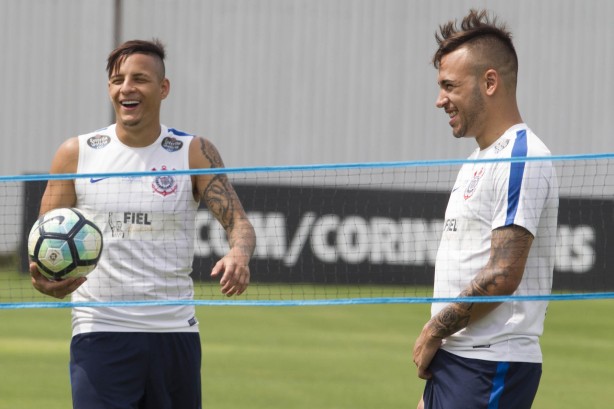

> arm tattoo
[203,174,235,231]
[199,138,224,168]
[429,304,472,339]
[428,225,533,339]
[196,137,235,229]
[197,137,255,257]
[203,175,255,257]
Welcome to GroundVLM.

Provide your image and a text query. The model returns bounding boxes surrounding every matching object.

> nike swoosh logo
[451,186,461,192]
[90,177,109,183]
[40,215,66,227]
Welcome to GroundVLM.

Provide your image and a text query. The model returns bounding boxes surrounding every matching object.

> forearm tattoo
[428,225,533,339]
[203,174,235,231]
[203,174,255,257]
[198,138,255,257]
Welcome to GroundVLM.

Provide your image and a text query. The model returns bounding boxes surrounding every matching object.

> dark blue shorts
[423,349,542,409]
[70,332,201,409]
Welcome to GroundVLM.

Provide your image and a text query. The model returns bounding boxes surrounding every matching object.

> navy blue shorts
[423,349,542,409]
[70,332,201,409]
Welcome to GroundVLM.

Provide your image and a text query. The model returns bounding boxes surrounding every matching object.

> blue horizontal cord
[2,292,613,309]
[2,152,614,183]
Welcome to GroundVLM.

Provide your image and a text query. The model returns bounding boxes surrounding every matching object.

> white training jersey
[432,124,559,363]
[72,124,200,335]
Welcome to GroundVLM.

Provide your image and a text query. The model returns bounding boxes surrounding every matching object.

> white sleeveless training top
[72,124,200,335]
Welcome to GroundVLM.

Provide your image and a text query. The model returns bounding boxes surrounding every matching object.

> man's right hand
[30,262,86,299]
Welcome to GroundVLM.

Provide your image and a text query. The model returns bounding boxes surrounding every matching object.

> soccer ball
[28,208,103,280]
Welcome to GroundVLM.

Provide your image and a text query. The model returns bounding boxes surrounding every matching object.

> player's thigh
[498,360,542,409]
[142,333,202,409]
[70,332,149,409]
[423,349,541,409]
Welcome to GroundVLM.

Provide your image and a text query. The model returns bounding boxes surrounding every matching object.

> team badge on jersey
[161,137,183,152]
[87,135,111,149]
[493,138,510,154]
[151,165,178,197]
[464,167,485,200]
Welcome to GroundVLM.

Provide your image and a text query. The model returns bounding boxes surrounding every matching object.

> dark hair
[106,39,166,79]
[433,9,518,87]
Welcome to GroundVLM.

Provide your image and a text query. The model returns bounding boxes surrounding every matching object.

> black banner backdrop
[21,182,614,291]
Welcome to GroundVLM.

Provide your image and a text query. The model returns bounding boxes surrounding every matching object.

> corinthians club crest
[464,167,485,200]
[151,165,178,197]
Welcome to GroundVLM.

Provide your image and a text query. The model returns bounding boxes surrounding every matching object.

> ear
[484,69,498,96]
[160,78,170,100]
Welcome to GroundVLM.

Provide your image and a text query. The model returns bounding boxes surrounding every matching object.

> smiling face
[108,53,169,141]
[435,47,486,141]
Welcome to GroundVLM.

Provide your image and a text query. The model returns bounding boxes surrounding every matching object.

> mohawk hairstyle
[432,9,518,71]
[106,39,166,79]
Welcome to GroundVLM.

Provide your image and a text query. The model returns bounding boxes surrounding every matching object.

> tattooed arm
[190,137,256,296]
[412,224,534,379]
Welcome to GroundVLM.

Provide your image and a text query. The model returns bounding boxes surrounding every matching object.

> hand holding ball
[28,208,103,280]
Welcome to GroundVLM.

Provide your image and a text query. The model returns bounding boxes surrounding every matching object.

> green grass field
[1,275,613,408]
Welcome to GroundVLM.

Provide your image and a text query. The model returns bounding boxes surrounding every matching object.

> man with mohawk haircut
[412,10,558,409]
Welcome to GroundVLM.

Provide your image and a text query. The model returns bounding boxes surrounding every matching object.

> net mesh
[2,154,614,308]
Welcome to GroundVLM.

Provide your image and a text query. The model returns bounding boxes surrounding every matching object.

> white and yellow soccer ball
[28,208,103,280]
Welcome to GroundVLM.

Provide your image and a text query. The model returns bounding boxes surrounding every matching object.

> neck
[115,122,161,148]
[475,106,523,150]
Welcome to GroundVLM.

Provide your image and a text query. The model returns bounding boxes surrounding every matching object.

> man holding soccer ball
[30,39,256,408]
